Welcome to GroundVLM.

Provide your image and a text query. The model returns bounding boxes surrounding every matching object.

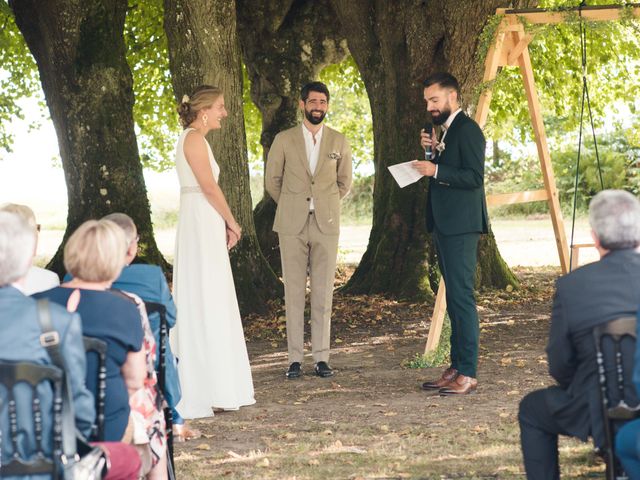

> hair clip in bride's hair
[181,94,190,104]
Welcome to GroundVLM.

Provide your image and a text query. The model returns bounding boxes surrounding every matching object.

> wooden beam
[570,243,595,270]
[498,5,640,24]
[571,243,595,249]
[513,16,571,273]
[507,34,534,66]
[486,189,548,207]
[474,20,509,128]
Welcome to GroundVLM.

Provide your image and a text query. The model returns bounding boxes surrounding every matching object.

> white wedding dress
[171,128,255,419]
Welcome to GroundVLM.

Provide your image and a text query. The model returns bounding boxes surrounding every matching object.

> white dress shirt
[23,266,60,295]
[434,108,462,179]
[302,123,324,210]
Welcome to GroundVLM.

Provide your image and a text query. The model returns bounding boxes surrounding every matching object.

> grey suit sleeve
[337,136,352,199]
[265,134,285,203]
[545,284,577,388]
[62,312,96,437]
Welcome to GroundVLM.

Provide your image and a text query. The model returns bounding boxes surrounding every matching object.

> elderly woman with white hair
[0,203,59,294]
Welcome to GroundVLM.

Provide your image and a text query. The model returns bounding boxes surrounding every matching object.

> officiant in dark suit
[413,72,489,396]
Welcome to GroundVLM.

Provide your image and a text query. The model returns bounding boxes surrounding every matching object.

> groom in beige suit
[266,81,352,379]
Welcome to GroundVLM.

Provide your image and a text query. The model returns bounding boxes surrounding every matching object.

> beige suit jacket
[266,124,352,235]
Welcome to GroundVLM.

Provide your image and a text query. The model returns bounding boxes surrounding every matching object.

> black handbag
[36,299,110,480]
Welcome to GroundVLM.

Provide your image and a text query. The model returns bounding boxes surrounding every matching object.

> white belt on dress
[181,186,202,194]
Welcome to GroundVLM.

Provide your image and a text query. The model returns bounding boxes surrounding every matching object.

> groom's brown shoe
[439,374,477,396]
[421,367,458,390]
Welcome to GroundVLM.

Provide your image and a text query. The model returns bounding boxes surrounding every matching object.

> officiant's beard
[305,109,326,125]
[431,104,452,126]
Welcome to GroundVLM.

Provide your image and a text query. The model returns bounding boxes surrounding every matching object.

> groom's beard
[305,108,326,125]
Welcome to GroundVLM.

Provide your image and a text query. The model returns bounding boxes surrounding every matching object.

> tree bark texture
[9,0,167,274]
[329,0,522,299]
[164,0,282,314]
[237,0,347,273]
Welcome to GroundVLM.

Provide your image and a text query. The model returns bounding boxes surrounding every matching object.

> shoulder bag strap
[36,298,79,465]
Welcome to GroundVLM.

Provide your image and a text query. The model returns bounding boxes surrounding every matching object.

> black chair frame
[593,315,640,480]
[144,301,175,480]
[0,360,65,478]
[83,335,108,442]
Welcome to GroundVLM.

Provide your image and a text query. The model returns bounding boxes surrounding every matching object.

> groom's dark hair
[422,72,460,95]
[301,81,330,103]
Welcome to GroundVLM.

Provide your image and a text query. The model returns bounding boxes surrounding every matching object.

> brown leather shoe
[421,367,458,390]
[439,374,477,395]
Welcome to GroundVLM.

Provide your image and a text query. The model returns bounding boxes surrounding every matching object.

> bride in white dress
[171,85,255,419]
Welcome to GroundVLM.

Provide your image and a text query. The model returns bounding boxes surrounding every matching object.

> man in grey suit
[518,190,640,479]
[266,81,352,379]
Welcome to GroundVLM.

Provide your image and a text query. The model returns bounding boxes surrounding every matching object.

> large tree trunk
[164,0,281,314]
[329,0,520,299]
[9,0,166,274]
[237,0,347,274]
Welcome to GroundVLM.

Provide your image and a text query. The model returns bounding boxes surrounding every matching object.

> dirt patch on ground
[173,267,603,479]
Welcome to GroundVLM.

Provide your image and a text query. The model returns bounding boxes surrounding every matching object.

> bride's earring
[202,114,208,127]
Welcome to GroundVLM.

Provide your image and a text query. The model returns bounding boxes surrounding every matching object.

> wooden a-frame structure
[424,4,640,353]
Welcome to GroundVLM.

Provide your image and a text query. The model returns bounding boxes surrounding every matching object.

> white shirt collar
[11,281,26,293]
[443,108,462,130]
[302,123,324,141]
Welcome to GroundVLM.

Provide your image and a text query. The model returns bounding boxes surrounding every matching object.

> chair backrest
[143,301,175,479]
[0,360,64,477]
[83,335,108,441]
[143,301,168,394]
[593,315,640,479]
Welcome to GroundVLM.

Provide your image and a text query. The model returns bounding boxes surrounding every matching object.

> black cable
[569,3,587,272]
[569,1,605,272]
[583,24,605,190]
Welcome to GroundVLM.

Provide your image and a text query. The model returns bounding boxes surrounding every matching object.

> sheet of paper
[388,161,424,188]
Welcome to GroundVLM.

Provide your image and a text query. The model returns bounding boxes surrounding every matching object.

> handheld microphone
[423,123,433,160]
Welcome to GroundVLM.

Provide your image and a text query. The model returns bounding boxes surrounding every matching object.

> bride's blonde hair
[177,85,223,128]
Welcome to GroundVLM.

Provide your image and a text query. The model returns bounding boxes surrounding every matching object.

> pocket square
[328,152,341,161]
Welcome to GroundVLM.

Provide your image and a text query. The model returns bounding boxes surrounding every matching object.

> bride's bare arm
[183,131,241,236]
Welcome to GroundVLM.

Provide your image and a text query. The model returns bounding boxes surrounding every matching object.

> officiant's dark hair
[422,72,460,95]
[301,81,330,103]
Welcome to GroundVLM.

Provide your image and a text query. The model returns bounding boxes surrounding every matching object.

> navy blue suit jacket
[0,286,95,478]
[65,264,181,409]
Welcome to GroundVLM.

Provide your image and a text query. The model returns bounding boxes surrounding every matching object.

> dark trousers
[519,389,572,480]
[616,418,640,480]
[433,229,480,378]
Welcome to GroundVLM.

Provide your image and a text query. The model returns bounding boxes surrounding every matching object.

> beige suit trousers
[279,211,339,364]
